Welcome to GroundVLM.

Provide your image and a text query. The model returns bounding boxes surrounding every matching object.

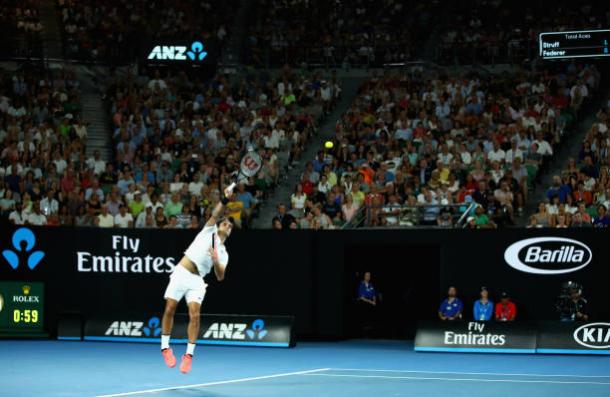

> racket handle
[227,182,237,191]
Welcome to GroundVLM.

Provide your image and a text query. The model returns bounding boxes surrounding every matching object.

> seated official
[438,286,463,321]
[495,292,517,321]
[473,287,494,321]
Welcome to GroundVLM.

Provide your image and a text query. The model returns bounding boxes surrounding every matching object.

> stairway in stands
[253,76,366,228]
[75,66,113,161]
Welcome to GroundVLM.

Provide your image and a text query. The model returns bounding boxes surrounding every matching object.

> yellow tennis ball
[324,141,334,149]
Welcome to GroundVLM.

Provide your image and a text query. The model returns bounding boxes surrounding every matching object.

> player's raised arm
[205,184,235,227]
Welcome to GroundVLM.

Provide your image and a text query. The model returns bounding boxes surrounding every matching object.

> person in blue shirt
[356,272,377,336]
[358,272,376,306]
[473,287,494,321]
[438,286,463,321]
[593,204,610,228]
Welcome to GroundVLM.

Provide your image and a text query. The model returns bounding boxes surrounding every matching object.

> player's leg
[160,298,178,367]
[186,301,201,349]
[179,280,205,374]
[161,298,178,343]
[161,267,188,368]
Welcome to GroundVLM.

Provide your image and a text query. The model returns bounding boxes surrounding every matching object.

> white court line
[329,368,610,378]
[301,373,610,385]
[95,368,330,397]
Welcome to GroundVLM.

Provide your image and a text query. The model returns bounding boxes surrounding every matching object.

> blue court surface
[2,339,610,396]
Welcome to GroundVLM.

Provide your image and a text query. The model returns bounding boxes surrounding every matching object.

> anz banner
[81,314,295,348]
[141,39,218,66]
[416,321,610,355]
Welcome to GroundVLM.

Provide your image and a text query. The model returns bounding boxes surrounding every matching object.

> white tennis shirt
[184,224,229,277]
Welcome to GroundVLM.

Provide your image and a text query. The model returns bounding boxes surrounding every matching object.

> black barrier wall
[1,225,610,339]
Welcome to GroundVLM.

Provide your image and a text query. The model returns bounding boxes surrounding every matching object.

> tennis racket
[226,150,263,191]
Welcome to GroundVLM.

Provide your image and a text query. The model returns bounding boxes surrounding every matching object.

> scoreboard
[0,281,46,337]
[539,29,610,60]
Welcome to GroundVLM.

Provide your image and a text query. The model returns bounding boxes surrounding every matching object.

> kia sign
[81,313,295,348]
[538,322,610,354]
[504,237,592,275]
[573,323,610,349]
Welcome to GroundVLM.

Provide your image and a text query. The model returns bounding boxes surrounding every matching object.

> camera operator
[556,282,589,322]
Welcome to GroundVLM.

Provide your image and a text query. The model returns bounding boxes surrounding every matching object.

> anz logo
[147,41,208,61]
[2,228,45,270]
[203,319,268,340]
[104,317,161,337]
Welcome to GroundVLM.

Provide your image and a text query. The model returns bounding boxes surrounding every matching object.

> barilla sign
[504,237,592,275]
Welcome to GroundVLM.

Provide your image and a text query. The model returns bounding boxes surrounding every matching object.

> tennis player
[160,185,234,374]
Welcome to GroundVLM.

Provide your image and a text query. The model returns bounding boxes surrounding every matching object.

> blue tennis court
[2,339,610,397]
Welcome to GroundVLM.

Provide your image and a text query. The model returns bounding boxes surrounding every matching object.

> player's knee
[188,311,200,324]
[164,301,177,316]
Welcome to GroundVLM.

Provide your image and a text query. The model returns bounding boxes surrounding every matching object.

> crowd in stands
[273,62,600,230]
[245,0,440,68]
[0,65,341,229]
[0,65,84,226]
[56,0,235,63]
[0,1,43,58]
[531,98,610,228]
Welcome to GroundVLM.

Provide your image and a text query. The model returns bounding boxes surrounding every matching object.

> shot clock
[0,281,45,337]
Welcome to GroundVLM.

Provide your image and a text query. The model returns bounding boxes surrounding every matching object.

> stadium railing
[343,203,477,229]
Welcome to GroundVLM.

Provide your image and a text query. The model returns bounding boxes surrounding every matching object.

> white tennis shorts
[163,265,207,304]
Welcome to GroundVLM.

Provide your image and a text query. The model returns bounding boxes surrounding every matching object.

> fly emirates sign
[77,235,176,274]
[444,322,507,346]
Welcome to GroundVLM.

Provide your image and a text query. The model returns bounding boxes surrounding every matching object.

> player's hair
[216,216,235,227]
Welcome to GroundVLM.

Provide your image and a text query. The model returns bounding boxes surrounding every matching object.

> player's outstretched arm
[205,185,235,227]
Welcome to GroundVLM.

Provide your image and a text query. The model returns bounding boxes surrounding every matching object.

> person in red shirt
[495,292,517,321]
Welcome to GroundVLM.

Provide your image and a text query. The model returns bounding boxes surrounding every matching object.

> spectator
[187,215,200,229]
[225,194,244,229]
[95,204,114,228]
[272,218,283,230]
[290,184,307,214]
[136,203,154,228]
[25,201,47,226]
[114,205,134,228]
[235,183,255,227]
[128,191,146,218]
[438,286,463,321]
[593,204,610,228]
[164,215,179,229]
[473,287,494,321]
[495,292,517,322]
[533,202,552,227]
[8,202,24,225]
[40,189,59,216]
[273,203,295,230]
[154,207,168,228]
[342,194,359,223]
[0,190,16,215]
